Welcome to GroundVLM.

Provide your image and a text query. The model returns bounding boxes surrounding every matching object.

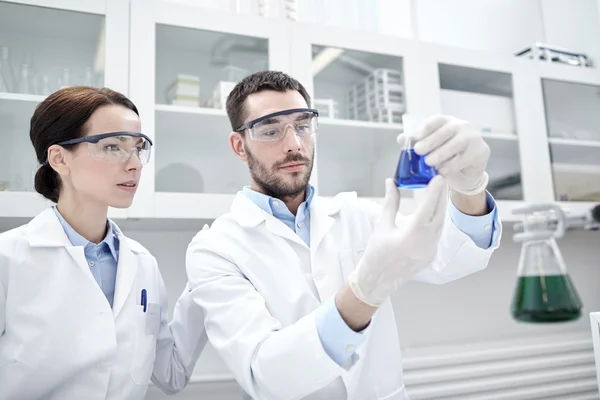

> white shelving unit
[1,0,599,227]
[0,0,129,220]
[127,0,290,220]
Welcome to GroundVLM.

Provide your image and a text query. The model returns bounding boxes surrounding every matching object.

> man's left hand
[397,115,491,196]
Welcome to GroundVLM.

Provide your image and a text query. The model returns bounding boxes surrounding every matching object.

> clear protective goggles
[53,132,153,165]
[235,108,319,142]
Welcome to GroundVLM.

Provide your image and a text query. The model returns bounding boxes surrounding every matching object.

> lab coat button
[89,261,95,267]
[273,201,279,207]
[297,222,303,228]
[483,224,491,231]
[345,344,355,353]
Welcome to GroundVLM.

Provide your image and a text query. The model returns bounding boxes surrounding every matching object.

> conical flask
[394,114,437,189]
[510,208,583,323]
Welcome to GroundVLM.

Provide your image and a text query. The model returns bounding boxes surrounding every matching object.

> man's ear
[229,131,248,162]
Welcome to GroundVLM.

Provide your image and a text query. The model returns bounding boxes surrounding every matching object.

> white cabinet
[288,23,414,205]
[1,0,599,225]
[0,0,129,218]
[542,78,600,202]
[127,0,290,221]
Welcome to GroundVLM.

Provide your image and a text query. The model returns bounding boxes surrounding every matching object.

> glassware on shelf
[258,0,269,17]
[84,67,94,87]
[40,74,51,96]
[0,61,7,93]
[0,46,14,92]
[59,68,70,89]
[18,64,31,94]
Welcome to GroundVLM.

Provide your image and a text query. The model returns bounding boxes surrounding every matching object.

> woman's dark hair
[30,86,139,203]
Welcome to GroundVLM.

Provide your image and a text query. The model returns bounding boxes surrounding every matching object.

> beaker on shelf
[0,46,14,92]
[394,114,436,189]
[18,64,30,94]
[510,211,583,323]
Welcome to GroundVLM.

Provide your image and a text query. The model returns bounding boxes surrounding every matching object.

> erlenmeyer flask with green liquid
[510,205,583,323]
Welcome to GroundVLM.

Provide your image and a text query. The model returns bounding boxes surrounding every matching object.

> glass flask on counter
[510,208,582,323]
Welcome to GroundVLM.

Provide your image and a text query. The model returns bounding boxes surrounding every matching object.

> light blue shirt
[243,187,499,367]
[53,207,119,308]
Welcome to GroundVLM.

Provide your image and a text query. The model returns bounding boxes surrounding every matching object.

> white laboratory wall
[392,227,600,347]
[415,0,546,53]
[541,0,600,67]
[415,0,600,63]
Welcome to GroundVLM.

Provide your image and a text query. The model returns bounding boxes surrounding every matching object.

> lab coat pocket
[130,305,159,386]
[145,303,161,335]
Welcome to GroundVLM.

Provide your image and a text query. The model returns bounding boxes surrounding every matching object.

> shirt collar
[242,185,315,216]
[53,206,119,261]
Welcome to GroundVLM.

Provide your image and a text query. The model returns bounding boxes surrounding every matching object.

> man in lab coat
[185,70,501,400]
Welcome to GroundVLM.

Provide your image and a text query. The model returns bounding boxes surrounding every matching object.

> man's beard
[245,144,314,200]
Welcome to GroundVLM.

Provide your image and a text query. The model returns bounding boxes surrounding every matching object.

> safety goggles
[53,132,153,165]
[235,108,319,142]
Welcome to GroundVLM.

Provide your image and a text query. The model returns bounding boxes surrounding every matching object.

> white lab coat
[0,208,207,400]
[186,191,501,400]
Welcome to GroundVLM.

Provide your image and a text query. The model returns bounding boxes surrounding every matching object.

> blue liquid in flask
[395,149,437,189]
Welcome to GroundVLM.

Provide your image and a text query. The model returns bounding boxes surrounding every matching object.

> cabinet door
[438,63,523,201]
[128,0,290,220]
[542,78,600,203]
[289,24,417,208]
[0,0,128,218]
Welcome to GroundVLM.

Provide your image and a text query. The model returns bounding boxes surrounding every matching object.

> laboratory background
[1,0,600,398]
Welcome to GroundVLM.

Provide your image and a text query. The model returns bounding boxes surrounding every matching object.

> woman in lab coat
[0,87,206,400]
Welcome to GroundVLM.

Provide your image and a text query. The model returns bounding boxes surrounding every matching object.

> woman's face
[64,104,144,209]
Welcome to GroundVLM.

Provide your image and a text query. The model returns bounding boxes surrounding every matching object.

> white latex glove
[347,175,448,307]
[397,115,491,196]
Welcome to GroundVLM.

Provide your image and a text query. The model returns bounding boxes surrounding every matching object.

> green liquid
[511,274,582,323]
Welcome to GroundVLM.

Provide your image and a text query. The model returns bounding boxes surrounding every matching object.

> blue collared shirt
[242,187,499,367]
[53,207,119,308]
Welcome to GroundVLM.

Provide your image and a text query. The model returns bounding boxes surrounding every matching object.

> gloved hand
[397,115,490,196]
[347,176,448,307]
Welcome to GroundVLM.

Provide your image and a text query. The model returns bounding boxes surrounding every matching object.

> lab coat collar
[52,206,119,261]
[26,207,146,253]
[26,207,73,248]
[231,190,341,227]
[26,207,147,317]
[231,191,342,251]
[308,194,342,253]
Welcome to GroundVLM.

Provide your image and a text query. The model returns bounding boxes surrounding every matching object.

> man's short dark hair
[226,70,312,132]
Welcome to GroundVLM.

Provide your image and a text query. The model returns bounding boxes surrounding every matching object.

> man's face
[231,90,315,199]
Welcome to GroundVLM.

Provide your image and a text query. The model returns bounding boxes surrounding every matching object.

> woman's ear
[47,145,71,177]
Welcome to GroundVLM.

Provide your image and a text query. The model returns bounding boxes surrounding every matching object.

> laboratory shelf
[0,191,48,219]
[548,139,600,166]
[154,104,227,117]
[0,92,46,103]
[320,118,403,131]
[0,191,127,220]
[481,132,518,141]
[548,137,600,149]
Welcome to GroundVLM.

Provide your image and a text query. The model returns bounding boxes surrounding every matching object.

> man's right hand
[347,176,448,307]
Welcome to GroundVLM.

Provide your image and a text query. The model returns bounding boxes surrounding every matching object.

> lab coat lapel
[26,208,95,280]
[309,196,341,254]
[112,232,139,318]
[232,192,307,248]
